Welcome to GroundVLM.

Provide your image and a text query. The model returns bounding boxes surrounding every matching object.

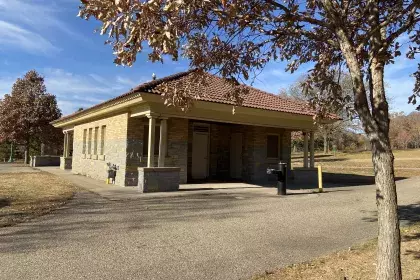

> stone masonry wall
[186,121,291,185]
[166,118,189,183]
[72,113,129,186]
[138,167,181,193]
[209,123,231,180]
[72,112,292,187]
[124,117,189,185]
[243,126,291,185]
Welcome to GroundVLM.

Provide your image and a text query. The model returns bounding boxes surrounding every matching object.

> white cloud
[0,21,59,54]
[89,74,109,85]
[0,0,87,55]
[116,76,137,87]
[0,0,77,36]
[42,68,148,115]
[0,68,149,115]
[251,63,311,94]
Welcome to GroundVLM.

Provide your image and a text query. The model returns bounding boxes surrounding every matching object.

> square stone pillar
[158,118,168,167]
[63,132,68,157]
[303,131,308,168]
[146,114,156,167]
[310,131,315,168]
[65,132,71,157]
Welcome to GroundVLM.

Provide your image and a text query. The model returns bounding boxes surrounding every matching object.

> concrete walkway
[37,167,316,200]
[1,168,419,280]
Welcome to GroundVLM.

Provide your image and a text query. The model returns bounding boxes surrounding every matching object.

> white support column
[310,131,315,168]
[63,132,68,157]
[65,132,71,157]
[147,114,156,167]
[158,118,168,167]
[303,131,308,168]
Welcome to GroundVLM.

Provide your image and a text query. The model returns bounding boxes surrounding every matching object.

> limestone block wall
[72,113,129,186]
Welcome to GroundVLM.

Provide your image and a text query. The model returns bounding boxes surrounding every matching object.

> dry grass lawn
[254,223,420,280]
[292,149,420,178]
[0,171,77,227]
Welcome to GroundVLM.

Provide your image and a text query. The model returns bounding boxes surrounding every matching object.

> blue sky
[0,0,418,116]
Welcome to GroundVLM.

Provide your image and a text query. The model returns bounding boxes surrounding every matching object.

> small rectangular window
[93,127,99,155]
[82,129,87,154]
[143,125,160,156]
[100,125,106,155]
[88,128,93,154]
[267,135,279,158]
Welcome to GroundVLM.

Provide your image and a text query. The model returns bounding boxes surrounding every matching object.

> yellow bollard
[318,165,323,193]
[106,178,109,184]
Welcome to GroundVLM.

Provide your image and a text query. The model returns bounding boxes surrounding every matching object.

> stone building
[52,70,337,191]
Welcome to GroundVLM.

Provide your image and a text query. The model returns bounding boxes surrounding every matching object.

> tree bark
[25,144,30,164]
[334,23,402,279]
[370,135,401,280]
[323,133,328,154]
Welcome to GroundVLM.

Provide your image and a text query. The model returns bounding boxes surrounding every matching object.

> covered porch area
[60,128,74,170]
[126,95,319,192]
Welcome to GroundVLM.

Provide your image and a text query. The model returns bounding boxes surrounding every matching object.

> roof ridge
[202,72,311,107]
[131,68,198,93]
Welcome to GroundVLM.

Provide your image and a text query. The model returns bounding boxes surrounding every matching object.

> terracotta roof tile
[146,71,316,116]
[53,69,336,124]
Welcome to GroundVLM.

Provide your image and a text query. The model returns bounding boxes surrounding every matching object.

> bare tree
[79,1,420,279]
[282,73,356,154]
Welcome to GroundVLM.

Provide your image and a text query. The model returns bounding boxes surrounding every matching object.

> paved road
[0,173,419,280]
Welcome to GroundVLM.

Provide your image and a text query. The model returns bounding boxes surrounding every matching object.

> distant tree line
[389,112,420,150]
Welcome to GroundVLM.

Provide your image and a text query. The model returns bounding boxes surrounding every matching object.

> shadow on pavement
[361,202,420,227]
[0,190,264,254]
[322,173,407,187]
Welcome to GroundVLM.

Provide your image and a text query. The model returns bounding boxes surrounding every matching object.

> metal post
[277,162,287,195]
[318,165,323,193]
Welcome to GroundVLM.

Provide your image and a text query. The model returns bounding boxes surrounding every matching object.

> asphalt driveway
[1,173,419,280]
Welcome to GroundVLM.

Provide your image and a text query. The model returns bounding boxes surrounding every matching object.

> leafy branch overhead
[79,0,420,114]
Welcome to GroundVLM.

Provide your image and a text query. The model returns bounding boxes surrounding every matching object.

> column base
[60,157,72,170]
[138,167,180,193]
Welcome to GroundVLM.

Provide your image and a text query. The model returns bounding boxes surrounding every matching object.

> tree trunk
[370,136,401,280]
[328,19,402,280]
[25,143,30,164]
[323,133,328,154]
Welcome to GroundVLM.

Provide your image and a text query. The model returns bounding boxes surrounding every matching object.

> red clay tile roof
[146,71,317,117]
[53,69,334,124]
